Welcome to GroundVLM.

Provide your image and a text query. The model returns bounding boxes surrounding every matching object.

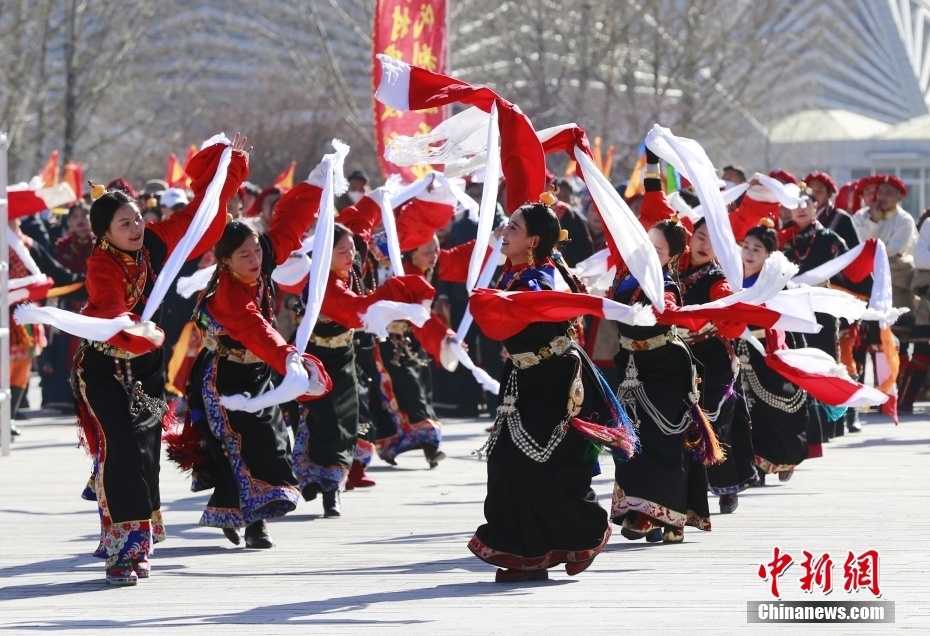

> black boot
[846,408,862,433]
[301,483,319,502]
[222,527,241,546]
[10,386,26,423]
[322,489,341,518]
[9,387,26,436]
[244,519,273,549]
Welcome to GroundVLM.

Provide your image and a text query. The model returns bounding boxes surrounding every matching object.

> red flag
[372,0,448,182]
[182,145,197,188]
[39,150,60,187]
[61,161,84,202]
[165,153,187,188]
[273,160,296,191]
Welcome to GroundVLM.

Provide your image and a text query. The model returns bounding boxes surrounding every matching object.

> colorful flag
[273,160,297,191]
[623,146,646,199]
[61,160,83,203]
[165,153,187,188]
[665,163,680,194]
[373,0,448,181]
[39,150,60,187]
[182,145,197,188]
[602,146,616,179]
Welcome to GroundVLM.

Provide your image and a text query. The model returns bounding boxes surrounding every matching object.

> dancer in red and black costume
[371,194,480,468]
[72,135,249,585]
[468,200,636,582]
[738,220,810,485]
[176,176,332,549]
[290,208,437,517]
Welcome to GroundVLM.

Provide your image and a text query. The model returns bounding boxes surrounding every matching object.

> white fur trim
[360,302,431,339]
[601,299,659,327]
[199,133,232,150]
[176,265,216,299]
[271,254,312,287]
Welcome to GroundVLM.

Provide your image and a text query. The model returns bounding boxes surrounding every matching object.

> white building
[764,0,930,215]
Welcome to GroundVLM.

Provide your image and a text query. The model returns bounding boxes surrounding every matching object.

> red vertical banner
[373,0,447,182]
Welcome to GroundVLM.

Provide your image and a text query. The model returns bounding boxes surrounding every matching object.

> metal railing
[1,131,11,456]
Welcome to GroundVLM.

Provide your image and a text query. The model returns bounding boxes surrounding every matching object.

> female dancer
[739,221,809,484]
[373,232,462,468]
[677,217,758,513]
[292,222,436,517]
[781,188,848,445]
[610,217,714,544]
[180,177,331,548]
[72,134,249,584]
[468,200,632,582]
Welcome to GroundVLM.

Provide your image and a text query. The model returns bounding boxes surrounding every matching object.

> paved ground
[1,379,929,635]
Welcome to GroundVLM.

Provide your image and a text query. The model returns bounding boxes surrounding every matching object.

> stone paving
[1,382,929,634]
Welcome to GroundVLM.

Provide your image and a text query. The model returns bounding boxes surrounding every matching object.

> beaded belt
[91,341,140,360]
[202,332,263,365]
[509,335,573,369]
[618,329,678,352]
[386,321,412,336]
[309,330,355,349]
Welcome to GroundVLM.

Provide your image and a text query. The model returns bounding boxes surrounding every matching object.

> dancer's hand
[230,132,252,158]
[305,361,327,397]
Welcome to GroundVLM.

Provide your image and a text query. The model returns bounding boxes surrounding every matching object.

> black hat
[347,170,369,184]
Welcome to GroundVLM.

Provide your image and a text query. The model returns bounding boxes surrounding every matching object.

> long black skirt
[468,350,610,571]
[188,351,299,528]
[611,340,711,531]
[372,334,441,463]
[738,340,809,472]
[72,343,166,567]
[290,342,358,493]
[799,313,842,447]
[692,339,759,495]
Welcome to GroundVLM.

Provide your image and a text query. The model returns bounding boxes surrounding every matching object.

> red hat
[854,174,882,195]
[768,169,798,185]
[803,171,837,193]
[874,174,907,197]
[246,185,284,217]
[834,181,857,212]
[395,195,456,252]
[106,177,138,199]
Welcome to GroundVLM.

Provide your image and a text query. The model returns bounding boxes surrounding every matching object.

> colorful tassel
[571,418,636,458]
[685,403,726,466]
[163,416,207,473]
[593,364,640,461]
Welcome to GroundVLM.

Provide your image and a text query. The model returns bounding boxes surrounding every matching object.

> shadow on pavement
[3,580,571,629]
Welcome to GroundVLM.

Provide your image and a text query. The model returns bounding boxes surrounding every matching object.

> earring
[527,246,536,269]
[99,237,109,251]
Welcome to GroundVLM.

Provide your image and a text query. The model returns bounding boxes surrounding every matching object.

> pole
[1,131,12,456]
